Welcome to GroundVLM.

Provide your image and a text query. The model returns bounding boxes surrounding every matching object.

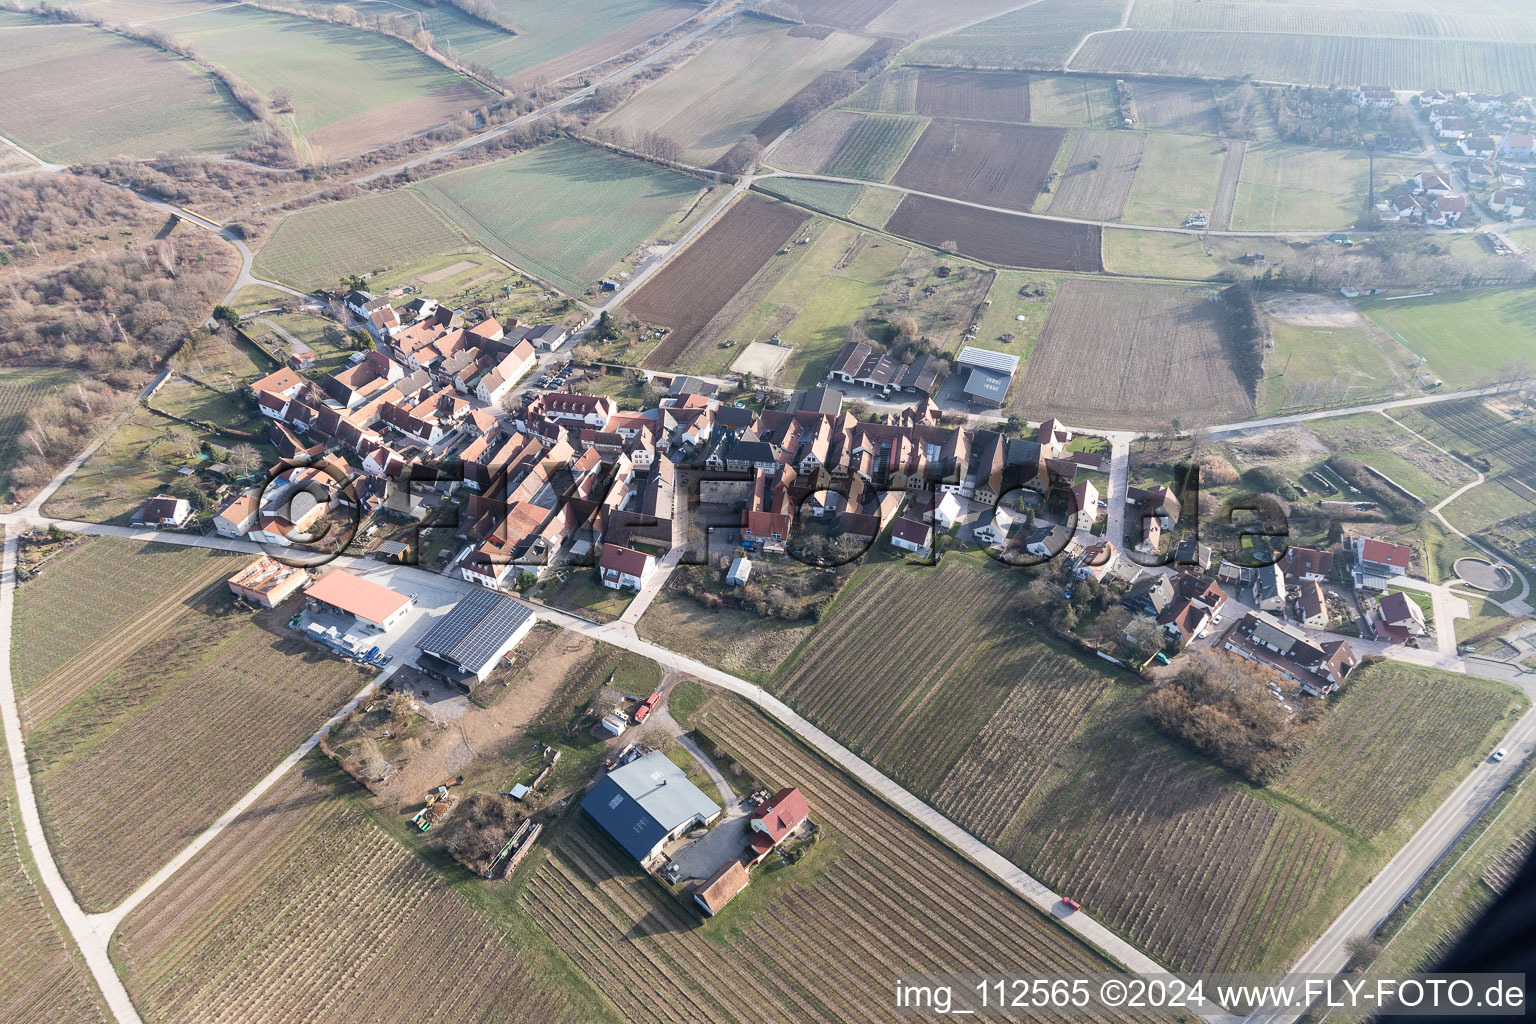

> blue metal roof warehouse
[582,751,722,862]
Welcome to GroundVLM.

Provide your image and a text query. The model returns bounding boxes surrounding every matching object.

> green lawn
[1360,289,1536,390]
[1028,74,1119,126]
[162,6,489,158]
[1258,319,1416,415]
[1442,479,1536,534]
[1307,413,1477,508]
[1455,596,1511,644]
[971,271,1058,364]
[1121,133,1228,226]
[1101,228,1276,280]
[415,140,705,295]
[0,24,253,162]
[846,185,906,229]
[1232,144,1418,231]
[548,569,634,623]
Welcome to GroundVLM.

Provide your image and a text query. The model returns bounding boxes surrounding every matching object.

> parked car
[1458,643,1477,655]
[1060,897,1081,912]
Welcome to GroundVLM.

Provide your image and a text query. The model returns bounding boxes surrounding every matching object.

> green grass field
[1442,480,1536,534]
[415,140,704,295]
[1259,319,1416,414]
[724,219,908,388]
[1232,144,1418,231]
[1101,228,1275,280]
[1360,290,1536,389]
[906,0,1125,69]
[253,189,466,290]
[0,24,252,162]
[847,184,906,228]
[1121,133,1228,226]
[596,19,869,165]
[162,6,488,159]
[822,113,925,182]
[755,178,866,215]
[1028,74,1119,125]
[972,272,1057,364]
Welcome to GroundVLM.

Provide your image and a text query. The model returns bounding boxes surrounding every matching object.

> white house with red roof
[747,787,809,864]
[599,543,655,591]
[1353,536,1412,589]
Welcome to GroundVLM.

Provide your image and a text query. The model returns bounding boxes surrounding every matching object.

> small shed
[727,557,752,586]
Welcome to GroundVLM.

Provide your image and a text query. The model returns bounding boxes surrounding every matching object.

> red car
[1061,897,1081,912]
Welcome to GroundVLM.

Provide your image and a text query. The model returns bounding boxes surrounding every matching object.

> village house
[747,787,809,865]
[1281,545,1334,583]
[1253,562,1285,612]
[1222,611,1359,696]
[1414,172,1453,195]
[1460,135,1498,158]
[1426,195,1467,226]
[213,490,260,537]
[134,495,192,529]
[888,515,934,558]
[1492,189,1529,217]
[1501,133,1535,159]
[931,491,964,531]
[1074,539,1120,582]
[226,557,311,608]
[1370,590,1429,642]
[1298,580,1329,628]
[1353,536,1412,589]
[1354,84,1395,109]
[972,504,1017,547]
[599,543,656,592]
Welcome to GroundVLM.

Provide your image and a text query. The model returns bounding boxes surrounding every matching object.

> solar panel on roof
[417,590,533,672]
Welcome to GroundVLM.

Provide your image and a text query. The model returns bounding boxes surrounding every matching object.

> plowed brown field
[884,195,1103,271]
[632,196,809,370]
[892,119,1065,213]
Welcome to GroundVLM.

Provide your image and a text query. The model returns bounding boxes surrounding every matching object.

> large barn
[955,346,1020,407]
[582,751,721,863]
[415,589,536,687]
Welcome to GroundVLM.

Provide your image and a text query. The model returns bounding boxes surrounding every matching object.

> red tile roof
[1359,537,1412,569]
[599,543,651,579]
[750,787,809,844]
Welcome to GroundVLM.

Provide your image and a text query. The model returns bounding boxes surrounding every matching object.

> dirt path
[1210,139,1246,231]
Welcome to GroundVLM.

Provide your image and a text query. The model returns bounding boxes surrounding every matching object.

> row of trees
[1213,281,1268,401]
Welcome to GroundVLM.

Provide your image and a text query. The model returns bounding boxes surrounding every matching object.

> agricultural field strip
[0,533,142,1022]
[759,170,1379,237]
[118,768,580,1024]
[697,700,1146,978]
